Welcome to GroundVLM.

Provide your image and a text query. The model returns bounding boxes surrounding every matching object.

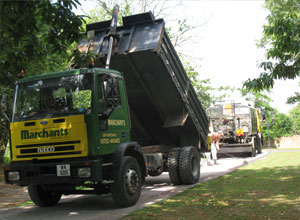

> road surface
[0,151,269,220]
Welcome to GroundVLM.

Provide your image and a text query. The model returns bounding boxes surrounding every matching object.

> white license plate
[57,164,71,176]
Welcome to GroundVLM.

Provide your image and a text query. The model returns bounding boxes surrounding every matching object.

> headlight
[77,167,91,178]
[8,171,20,181]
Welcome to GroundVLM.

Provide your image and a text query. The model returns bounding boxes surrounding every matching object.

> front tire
[111,156,142,207]
[28,184,62,207]
[179,146,200,185]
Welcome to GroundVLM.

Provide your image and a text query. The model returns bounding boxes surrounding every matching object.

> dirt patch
[0,165,30,209]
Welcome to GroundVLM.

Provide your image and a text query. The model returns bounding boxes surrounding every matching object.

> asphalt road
[0,151,270,220]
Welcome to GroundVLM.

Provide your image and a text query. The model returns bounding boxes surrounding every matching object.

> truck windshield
[207,106,224,118]
[12,74,93,122]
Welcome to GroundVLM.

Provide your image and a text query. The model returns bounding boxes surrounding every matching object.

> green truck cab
[5,68,146,207]
[4,10,209,207]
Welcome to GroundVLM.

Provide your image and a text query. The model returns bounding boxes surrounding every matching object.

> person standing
[211,131,223,165]
[205,133,212,166]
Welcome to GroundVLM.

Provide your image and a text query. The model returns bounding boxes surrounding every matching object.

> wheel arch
[113,141,147,183]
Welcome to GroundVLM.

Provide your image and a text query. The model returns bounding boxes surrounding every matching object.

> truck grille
[15,140,81,158]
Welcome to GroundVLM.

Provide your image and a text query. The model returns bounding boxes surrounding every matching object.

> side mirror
[1,94,8,112]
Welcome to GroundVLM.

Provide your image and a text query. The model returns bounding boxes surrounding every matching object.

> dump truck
[3,8,209,207]
[207,102,263,157]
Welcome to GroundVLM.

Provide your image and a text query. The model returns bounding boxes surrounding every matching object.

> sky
[75,0,299,114]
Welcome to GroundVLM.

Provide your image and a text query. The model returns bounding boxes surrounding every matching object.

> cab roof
[16,68,121,84]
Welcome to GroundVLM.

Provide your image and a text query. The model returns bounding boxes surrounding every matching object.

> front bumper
[4,158,102,186]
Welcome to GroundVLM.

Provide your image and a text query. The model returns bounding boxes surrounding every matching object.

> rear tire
[179,146,200,184]
[111,156,142,207]
[28,184,62,207]
[251,137,257,157]
[168,151,183,185]
[256,134,262,154]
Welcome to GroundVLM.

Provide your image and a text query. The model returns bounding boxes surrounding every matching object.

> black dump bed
[78,12,209,149]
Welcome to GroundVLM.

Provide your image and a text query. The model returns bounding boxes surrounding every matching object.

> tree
[240,88,296,140]
[85,0,133,24]
[0,0,84,84]
[287,82,300,104]
[243,0,300,92]
[288,104,300,134]
[84,0,203,59]
[269,112,294,139]
[86,0,182,23]
[239,88,273,112]
[0,0,84,161]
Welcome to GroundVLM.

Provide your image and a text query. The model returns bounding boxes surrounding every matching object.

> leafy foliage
[71,50,96,69]
[0,0,84,161]
[269,112,294,139]
[287,92,300,104]
[239,88,273,112]
[86,0,133,24]
[287,81,300,104]
[0,0,84,81]
[243,0,300,92]
[239,88,294,139]
[288,104,300,134]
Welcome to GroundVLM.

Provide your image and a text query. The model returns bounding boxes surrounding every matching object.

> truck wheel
[251,137,257,157]
[168,151,183,185]
[111,156,142,207]
[256,135,262,154]
[179,146,200,185]
[28,184,62,207]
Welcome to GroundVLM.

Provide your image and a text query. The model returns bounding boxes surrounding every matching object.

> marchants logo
[21,128,69,140]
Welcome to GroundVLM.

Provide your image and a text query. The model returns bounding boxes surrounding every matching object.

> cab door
[98,74,130,155]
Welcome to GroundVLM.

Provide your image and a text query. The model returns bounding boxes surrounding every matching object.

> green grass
[17,200,34,207]
[124,152,300,220]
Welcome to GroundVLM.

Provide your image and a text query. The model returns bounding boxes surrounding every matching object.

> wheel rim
[191,156,199,178]
[125,168,139,194]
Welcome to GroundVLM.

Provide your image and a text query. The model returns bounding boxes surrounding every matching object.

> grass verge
[17,200,33,207]
[124,152,300,220]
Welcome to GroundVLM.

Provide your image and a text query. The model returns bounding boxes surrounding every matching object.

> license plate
[57,164,71,176]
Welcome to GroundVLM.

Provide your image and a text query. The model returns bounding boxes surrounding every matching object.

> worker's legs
[211,142,219,165]
[204,152,212,166]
